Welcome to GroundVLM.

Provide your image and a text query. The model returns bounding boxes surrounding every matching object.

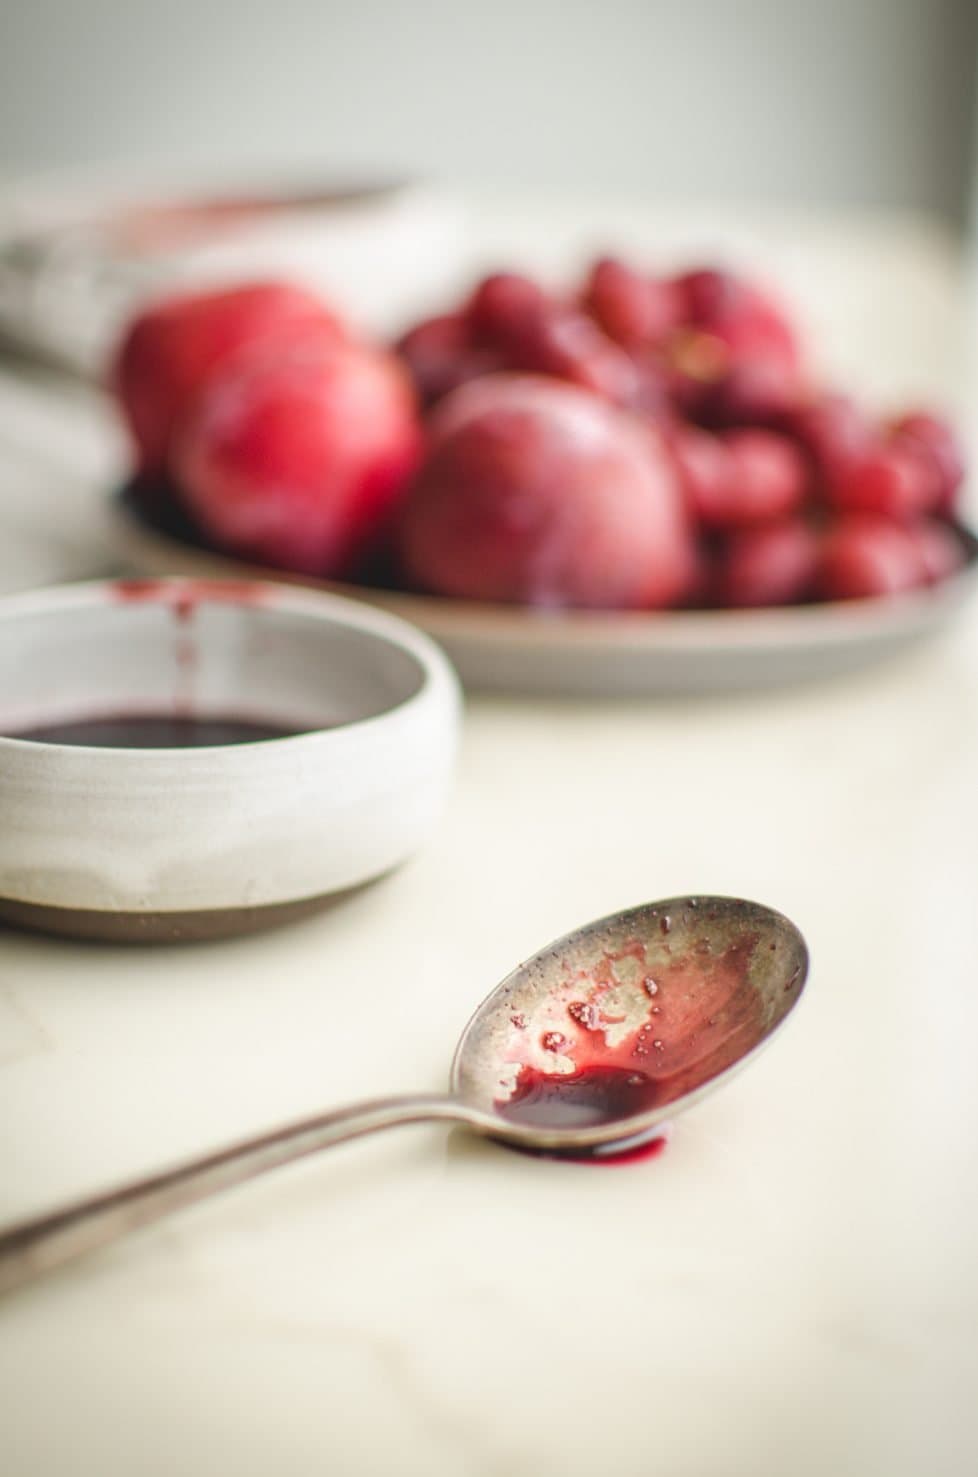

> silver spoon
[0,895,807,1295]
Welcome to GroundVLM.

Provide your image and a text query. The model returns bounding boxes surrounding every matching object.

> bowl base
[0,888,366,944]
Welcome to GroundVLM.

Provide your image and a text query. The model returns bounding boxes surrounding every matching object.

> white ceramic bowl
[0,578,460,941]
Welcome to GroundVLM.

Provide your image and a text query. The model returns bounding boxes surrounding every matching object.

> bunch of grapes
[396,260,967,606]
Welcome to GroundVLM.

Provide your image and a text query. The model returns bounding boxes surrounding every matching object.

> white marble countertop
[1,195,977,1476]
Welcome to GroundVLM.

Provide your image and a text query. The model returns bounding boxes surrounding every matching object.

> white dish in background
[112,486,978,696]
[0,577,460,941]
[0,177,464,376]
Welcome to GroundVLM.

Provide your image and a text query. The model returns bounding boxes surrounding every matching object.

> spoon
[0,895,807,1294]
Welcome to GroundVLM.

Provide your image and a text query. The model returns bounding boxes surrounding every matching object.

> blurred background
[1,0,976,219]
[0,0,975,586]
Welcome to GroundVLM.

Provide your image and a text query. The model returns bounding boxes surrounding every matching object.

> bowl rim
[0,574,461,755]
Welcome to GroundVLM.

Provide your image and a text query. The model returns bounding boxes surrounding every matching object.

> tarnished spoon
[0,895,807,1294]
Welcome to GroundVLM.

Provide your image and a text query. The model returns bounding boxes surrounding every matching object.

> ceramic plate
[112,482,978,696]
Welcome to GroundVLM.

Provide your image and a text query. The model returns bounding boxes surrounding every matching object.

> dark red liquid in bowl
[6,714,306,748]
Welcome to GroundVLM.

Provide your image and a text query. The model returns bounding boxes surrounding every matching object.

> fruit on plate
[817,513,927,600]
[668,267,803,425]
[910,517,967,584]
[582,257,683,350]
[673,267,800,368]
[888,411,966,515]
[398,375,694,608]
[174,338,422,577]
[396,312,506,408]
[716,518,820,608]
[399,270,642,414]
[672,426,809,529]
[392,260,969,607]
[113,281,345,472]
[787,393,872,482]
[111,259,970,612]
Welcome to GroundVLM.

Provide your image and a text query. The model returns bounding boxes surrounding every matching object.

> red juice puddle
[505,1127,669,1167]
[6,714,306,748]
[495,1064,668,1167]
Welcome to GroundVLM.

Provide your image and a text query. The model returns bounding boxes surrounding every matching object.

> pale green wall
[0,0,975,220]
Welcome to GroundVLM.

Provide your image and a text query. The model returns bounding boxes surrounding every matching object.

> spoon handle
[0,1093,468,1296]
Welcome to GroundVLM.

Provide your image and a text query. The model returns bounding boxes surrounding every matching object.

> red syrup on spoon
[6,714,308,747]
[495,1065,668,1165]
[492,928,767,1165]
[498,1062,661,1128]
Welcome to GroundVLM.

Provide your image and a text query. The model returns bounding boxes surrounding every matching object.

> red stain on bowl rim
[112,578,268,621]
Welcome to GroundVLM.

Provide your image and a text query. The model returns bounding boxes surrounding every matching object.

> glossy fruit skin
[825,439,941,520]
[787,393,871,481]
[466,272,549,348]
[722,430,809,525]
[909,518,966,584]
[113,282,345,472]
[115,260,969,615]
[399,375,694,609]
[817,513,924,600]
[716,519,820,608]
[673,268,800,366]
[396,313,504,407]
[889,411,966,515]
[702,356,804,428]
[671,426,807,529]
[174,339,422,577]
[670,425,734,526]
[583,257,683,350]
[506,304,642,407]
[666,267,803,427]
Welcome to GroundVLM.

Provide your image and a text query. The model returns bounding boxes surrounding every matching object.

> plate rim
[110,482,978,656]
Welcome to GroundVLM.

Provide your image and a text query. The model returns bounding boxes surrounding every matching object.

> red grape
[827,439,940,519]
[717,518,819,607]
[908,517,967,584]
[675,268,748,326]
[720,429,809,526]
[667,330,732,419]
[704,356,805,427]
[583,257,682,349]
[396,313,502,407]
[673,268,800,367]
[510,304,641,406]
[670,425,735,525]
[787,393,871,482]
[818,514,923,600]
[673,423,809,530]
[467,273,548,348]
[889,411,965,515]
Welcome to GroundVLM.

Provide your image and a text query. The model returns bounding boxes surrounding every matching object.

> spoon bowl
[453,894,807,1152]
[0,895,807,1293]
